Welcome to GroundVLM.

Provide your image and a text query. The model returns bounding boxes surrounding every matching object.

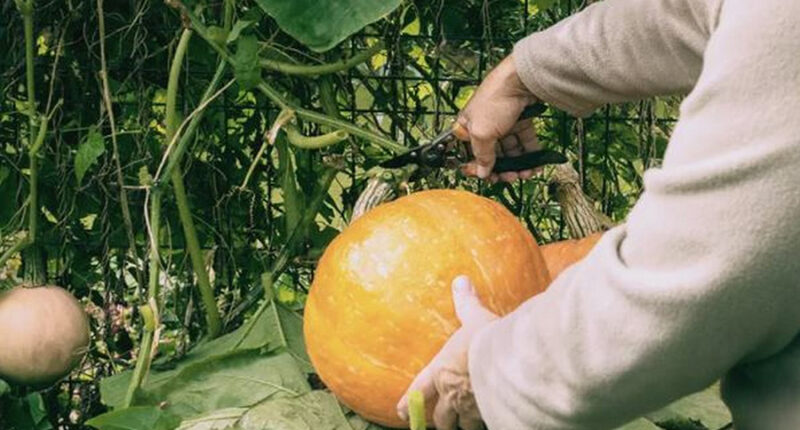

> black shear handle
[492,149,567,173]
[519,103,548,120]
[491,103,564,173]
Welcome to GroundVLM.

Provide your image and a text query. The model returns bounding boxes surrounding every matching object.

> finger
[460,162,478,177]
[488,173,499,184]
[433,395,458,430]
[397,363,439,421]
[451,276,496,326]
[516,123,540,152]
[499,134,524,156]
[498,171,519,183]
[518,169,535,180]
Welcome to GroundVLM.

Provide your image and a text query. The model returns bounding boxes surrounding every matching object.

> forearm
[470,0,800,427]
[514,0,722,116]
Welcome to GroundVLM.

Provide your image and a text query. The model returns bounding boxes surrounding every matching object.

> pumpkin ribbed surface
[540,232,603,280]
[304,189,550,427]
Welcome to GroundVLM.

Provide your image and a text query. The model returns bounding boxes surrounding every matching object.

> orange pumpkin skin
[541,232,603,280]
[304,190,551,427]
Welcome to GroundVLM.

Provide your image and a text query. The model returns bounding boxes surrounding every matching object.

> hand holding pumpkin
[397,276,497,430]
[456,54,540,182]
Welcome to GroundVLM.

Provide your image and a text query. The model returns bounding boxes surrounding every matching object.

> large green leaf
[0,378,8,397]
[616,418,662,430]
[75,126,106,184]
[645,384,732,430]
[100,301,297,409]
[86,406,181,430]
[145,350,310,420]
[176,408,246,430]
[234,391,353,430]
[254,0,401,52]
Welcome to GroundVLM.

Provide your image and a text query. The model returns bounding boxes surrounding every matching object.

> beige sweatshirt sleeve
[513,0,720,117]
[469,0,800,428]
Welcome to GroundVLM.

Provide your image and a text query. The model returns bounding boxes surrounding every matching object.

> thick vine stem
[20,0,46,284]
[284,124,348,149]
[165,30,222,338]
[548,163,614,238]
[259,42,384,76]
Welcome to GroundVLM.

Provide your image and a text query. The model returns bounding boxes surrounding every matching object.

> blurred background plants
[0,0,691,428]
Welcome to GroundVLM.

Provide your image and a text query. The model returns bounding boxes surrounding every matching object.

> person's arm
[469,0,800,428]
[514,0,722,117]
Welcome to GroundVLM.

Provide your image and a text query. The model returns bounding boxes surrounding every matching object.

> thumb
[452,275,496,327]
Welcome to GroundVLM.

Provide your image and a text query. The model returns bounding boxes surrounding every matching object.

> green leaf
[226,20,255,44]
[3,393,53,430]
[75,127,106,184]
[100,303,291,409]
[0,166,9,187]
[277,138,304,237]
[235,391,352,430]
[0,378,8,397]
[86,406,181,430]
[615,418,663,430]
[645,384,732,430]
[176,408,246,430]
[254,0,401,52]
[532,0,558,13]
[150,351,310,420]
[274,304,313,373]
[233,35,261,90]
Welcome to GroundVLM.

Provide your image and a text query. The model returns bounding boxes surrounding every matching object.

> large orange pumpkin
[304,189,551,427]
[540,232,603,280]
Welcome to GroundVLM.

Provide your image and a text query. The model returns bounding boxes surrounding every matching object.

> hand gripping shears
[379,103,567,173]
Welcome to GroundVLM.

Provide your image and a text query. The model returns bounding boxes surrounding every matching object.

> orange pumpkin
[540,232,603,280]
[304,189,551,427]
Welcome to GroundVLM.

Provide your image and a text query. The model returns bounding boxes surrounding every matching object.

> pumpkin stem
[548,163,614,238]
[351,165,417,223]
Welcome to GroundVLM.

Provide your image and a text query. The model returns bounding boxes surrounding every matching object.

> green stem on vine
[284,125,348,149]
[226,165,340,323]
[123,188,161,407]
[259,42,384,76]
[179,8,405,154]
[19,0,46,284]
[157,60,227,188]
[164,30,222,338]
[267,166,338,284]
[171,165,222,337]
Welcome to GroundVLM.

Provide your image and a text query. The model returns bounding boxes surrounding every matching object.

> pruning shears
[380,103,567,173]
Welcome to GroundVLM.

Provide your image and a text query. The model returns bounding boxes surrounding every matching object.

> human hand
[456,54,540,182]
[396,276,498,430]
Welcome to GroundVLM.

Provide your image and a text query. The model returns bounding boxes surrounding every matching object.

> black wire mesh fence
[0,0,678,427]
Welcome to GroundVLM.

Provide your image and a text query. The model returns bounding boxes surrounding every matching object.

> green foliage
[255,0,402,52]
[74,126,106,184]
[1,392,53,430]
[0,0,700,429]
[0,379,8,397]
[232,35,261,90]
[234,391,352,429]
[86,406,181,430]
